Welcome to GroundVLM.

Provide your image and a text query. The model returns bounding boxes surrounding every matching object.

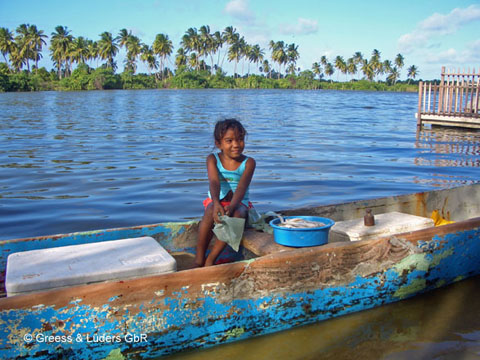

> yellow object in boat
[431,210,455,226]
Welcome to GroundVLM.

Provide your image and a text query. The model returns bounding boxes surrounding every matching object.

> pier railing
[417,67,480,128]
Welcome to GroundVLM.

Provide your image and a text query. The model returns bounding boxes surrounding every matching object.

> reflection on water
[163,276,480,360]
[415,127,480,168]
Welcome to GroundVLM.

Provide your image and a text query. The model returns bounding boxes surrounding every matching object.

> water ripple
[0,89,479,239]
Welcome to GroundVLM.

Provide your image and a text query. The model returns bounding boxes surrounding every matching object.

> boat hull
[1,185,479,359]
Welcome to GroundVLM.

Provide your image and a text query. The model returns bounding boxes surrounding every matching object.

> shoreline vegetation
[0,24,421,92]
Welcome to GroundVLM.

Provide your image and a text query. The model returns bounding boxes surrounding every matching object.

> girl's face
[216,128,245,160]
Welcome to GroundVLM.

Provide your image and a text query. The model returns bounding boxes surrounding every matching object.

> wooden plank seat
[241,229,292,257]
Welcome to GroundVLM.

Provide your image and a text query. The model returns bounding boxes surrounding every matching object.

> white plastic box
[5,236,176,297]
[329,211,434,243]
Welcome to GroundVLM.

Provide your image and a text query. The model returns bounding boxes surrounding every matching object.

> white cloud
[398,4,480,53]
[280,18,318,36]
[424,48,459,64]
[224,0,255,23]
[423,39,480,65]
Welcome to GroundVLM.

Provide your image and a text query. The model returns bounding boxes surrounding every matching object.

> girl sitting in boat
[196,119,256,267]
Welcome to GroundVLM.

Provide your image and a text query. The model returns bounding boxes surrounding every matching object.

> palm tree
[361,59,374,81]
[286,63,297,75]
[312,62,322,80]
[87,40,99,68]
[188,53,199,70]
[287,43,299,75]
[407,65,418,83]
[223,26,238,44]
[153,33,173,78]
[383,60,392,81]
[324,63,334,82]
[371,49,380,61]
[212,31,223,70]
[28,25,47,73]
[117,29,134,72]
[346,58,357,81]
[181,28,201,70]
[353,52,363,65]
[125,35,142,73]
[395,53,404,79]
[249,44,264,74]
[71,36,90,65]
[221,26,238,69]
[98,31,119,71]
[117,29,131,49]
[370,49,382,81]
[261,59,271,78]
[0,27,15,70]
[227,37,244,77]
[334,56,346,81]
[387,66,400,85]
[270,40,286,78]
[9,48,24,72]
[140,45,158,75]
[175,47,187,69]
[15,24,32,72]
[320,55,328,67]
[199,25,213,71]
[50,25,74,78]
[239,38,248,76]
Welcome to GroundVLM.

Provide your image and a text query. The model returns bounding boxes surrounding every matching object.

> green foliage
[208,70,235,88]
[168,68,209,88]
[30,73,55,91]
[8,71,35,91]
[2,22,422,94]
[235,75,276,89]
[59,63,92,90]
[0,66,418,93]
[0,73,8,92]
[89,67,122,90]
[0,63,9,75]
[120,71,157,89]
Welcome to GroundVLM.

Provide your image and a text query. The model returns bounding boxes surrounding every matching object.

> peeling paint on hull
[1,186,479,359]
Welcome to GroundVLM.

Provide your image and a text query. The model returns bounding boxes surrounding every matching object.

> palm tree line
[313,50,419,84]
[0,23,419,83]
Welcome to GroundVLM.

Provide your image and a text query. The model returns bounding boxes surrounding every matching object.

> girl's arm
[226,157,256,215]
[206,154,224,222]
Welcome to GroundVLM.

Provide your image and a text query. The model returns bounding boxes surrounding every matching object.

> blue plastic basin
[269,216,335,247]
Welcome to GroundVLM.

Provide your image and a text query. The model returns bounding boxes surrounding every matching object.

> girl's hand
[212,201,224,223]
[224,203,237,217]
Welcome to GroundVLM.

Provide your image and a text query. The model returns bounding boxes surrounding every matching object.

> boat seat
[242,229,293,257]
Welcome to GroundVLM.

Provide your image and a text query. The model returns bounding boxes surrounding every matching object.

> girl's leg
[196,203,215,267]
[204,204,248,266]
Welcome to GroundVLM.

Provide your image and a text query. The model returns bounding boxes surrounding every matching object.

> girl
[196,119,256,267]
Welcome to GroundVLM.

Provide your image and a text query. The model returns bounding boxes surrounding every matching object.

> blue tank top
[208,153,250,206]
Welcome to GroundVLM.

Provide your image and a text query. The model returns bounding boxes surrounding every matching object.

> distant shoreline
[0,67,419,93]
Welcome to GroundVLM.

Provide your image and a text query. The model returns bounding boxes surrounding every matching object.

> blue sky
[1,0,480,80]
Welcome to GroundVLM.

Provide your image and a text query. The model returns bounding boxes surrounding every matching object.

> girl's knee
[202,204,214,219]
[232,206,248,219]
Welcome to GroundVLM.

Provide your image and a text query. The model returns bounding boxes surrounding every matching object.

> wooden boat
[1,184,479,359]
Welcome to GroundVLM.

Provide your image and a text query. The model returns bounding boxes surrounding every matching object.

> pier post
[417,81,423,127]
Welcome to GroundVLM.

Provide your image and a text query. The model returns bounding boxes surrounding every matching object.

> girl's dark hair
[213,119,247,143]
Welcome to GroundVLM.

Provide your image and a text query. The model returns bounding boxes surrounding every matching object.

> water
[1,89,479,240]
[1,89,480,358]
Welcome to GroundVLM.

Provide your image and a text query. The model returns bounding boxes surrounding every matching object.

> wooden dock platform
[417,67,480,129]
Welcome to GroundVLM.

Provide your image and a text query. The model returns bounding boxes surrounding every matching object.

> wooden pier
[417,67,480,129]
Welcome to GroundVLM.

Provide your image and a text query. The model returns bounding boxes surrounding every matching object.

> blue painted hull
[1,185,479,359]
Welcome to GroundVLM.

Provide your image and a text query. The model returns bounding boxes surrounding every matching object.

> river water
[1,89,479,358]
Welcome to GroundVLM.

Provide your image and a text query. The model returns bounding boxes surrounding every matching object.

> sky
[1,0,480,80]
